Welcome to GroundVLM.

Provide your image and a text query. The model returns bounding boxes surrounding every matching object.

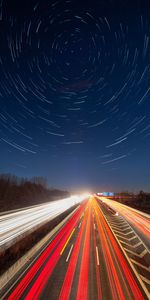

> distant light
[109,192,114,196]
[103,192,109,196]
[82,192,91,198]
[102,192,114,196]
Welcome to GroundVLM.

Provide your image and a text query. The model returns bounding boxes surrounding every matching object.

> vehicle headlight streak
[98,197,150,238]
[0,195,87,250]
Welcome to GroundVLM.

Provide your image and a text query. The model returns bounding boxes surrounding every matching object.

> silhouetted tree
[0,173,70,212]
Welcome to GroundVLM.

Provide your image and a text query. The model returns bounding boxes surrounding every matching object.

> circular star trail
[0,0,150,190]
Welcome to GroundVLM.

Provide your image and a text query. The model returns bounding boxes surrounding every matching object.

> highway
[0,195,86,251]
[97,196,150,243]
[1,196,150,300]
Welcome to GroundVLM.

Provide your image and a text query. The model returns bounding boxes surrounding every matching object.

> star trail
[0,0,150,191]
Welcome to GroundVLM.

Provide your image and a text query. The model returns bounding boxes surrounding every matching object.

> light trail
[77,203,91,300]
[93,198,145,300]
[58,206,87,300]
[7,202,87,300]
[98,197,150,238]
[1,196,149,300]
[0,194,88,251]
[93,217,102,300]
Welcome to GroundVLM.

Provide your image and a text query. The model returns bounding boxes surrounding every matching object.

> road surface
[0,195,86,251]
[1,196,150,299]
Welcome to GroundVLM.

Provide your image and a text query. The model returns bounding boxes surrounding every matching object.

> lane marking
[66,244,74,262]
[129,236,139,241]
[1,206,80,297]
[111,225,131,232]
[113,229,134,236]
[124,247,148,259]
[115,234,137,241]
[60,228,75,255]
[80,212,84,219]
[120,240,142,248]
[108,223,129,229]
[107,219,126,224]
[78,222,82,228]
[140,275,150,286]
[99,205,150,299]
[76,208,91,299]
[130,259,150,272]
[105,207,150,255]
[58,209,87,299]
[96,246,100,266]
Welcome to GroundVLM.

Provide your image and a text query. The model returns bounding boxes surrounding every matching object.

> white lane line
[100,209,150,299]
[120,240,142,248]
[96,246,100,266]
[66,244,74,262]
[109,223,129,229]
[130,259,150,272]
[129,236,139,241]
[80,212,84,219]
[115,234,137,241]
[78,222,82,228]
[111,225,130,232]
[107,220,125,225]
[124,247,148,258]
[140,275,150,285]
[113,229,134,236]
[0,207,79,293]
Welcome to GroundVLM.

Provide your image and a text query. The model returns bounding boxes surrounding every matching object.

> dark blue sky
[0,0,150,192]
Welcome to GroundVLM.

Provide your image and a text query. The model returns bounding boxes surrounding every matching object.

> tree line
[0,173,70,212]
[113,190,150,213]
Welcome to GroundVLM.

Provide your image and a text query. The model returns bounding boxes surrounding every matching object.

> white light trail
[0,195,88,251]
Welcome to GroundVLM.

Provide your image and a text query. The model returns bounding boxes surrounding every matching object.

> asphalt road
[0,195,85,252]
[1,196,150,300]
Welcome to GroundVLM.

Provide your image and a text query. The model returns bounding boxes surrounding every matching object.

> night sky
[0,0,150,192]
